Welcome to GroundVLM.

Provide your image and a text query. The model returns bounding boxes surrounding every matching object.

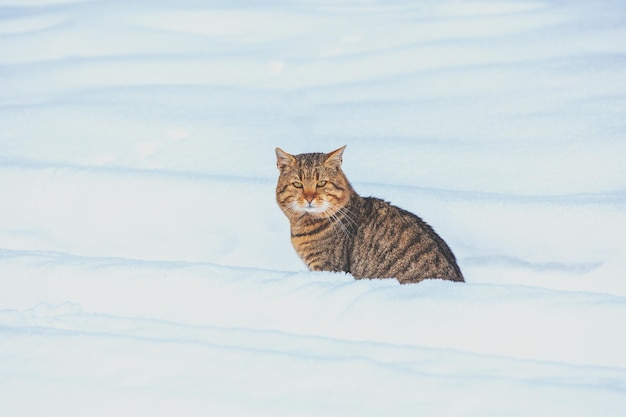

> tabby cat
[275,145,464,284]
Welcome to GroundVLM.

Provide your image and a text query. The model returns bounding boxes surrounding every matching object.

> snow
[1,0,626,415]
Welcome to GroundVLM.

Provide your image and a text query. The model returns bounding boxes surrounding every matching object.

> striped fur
[275,146,464,284]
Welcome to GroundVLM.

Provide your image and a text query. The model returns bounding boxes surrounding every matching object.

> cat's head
[275,146,352,219]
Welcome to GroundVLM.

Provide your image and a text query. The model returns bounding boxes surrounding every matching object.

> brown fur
[275,146,464,284]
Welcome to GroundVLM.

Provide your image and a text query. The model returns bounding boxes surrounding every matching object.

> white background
[1,0,626,415]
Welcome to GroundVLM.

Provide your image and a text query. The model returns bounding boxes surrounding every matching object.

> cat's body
[275,146,464,284]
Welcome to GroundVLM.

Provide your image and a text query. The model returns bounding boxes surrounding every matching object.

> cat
[275,145,464,284]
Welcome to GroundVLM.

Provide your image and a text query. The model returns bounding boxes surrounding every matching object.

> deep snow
[1,0,626,416]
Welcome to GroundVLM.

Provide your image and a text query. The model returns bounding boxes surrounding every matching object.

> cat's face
[275,146,351,219]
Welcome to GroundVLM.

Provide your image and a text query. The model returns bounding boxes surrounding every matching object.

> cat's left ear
[324,145,346,168]
[275,147,296,170]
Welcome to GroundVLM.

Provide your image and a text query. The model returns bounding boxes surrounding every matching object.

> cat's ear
[275,147,296,170]
[324,145,346,168]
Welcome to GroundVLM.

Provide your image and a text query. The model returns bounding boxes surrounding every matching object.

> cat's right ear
[275,147,296,170]
[324,145,346,168]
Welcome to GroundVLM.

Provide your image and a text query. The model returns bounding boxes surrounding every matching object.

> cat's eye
[317,180,327,188]
[292,181,303,188]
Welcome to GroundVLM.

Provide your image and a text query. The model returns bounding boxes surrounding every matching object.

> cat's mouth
[298,201,328,215]
[303,205,324,213]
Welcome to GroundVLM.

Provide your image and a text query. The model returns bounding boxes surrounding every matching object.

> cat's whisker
[327,204,358,232]
[325,204,354,239]
[329,211,348,237]
[282,201,303,222]
[337,206,358,228]
[327,212,345,240]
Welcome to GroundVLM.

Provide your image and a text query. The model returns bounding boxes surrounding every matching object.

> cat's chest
[290,218,352,272]
[291,218,337,241]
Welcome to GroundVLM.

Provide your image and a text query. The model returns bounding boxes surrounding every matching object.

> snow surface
[1,0,626,415]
